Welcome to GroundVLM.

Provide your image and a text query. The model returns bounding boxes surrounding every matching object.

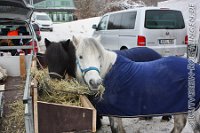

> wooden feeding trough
[32,62,96,133]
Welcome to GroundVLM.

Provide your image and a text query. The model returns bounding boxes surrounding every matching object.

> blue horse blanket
[115,47,162,62]
[91,55,200,117]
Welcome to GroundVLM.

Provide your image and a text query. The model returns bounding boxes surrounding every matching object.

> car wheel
[50,29,53,32]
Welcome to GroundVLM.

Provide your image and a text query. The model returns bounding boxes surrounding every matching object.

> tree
[99,0,146,15]
[74,0,168,19]
[74,0,96,19]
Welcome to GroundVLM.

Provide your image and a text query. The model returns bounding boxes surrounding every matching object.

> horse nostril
[89,79,102,90]
[89,79,95,86]
[96,79,102,86]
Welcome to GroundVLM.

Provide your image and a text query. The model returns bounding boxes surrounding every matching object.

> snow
[39,17,100,51]
[38,6,196,132]
[110,0,145,9]
[41,17,100,41]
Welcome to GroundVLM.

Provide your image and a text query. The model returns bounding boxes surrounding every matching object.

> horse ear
[72,35,79,48]
[45,38,51,48]
[62,39,70,51]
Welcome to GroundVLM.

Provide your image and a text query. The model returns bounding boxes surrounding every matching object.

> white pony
[72,36,200,133]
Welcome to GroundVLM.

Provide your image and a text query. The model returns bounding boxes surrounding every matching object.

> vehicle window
[121,12,137,29]
[108,13,122,30]
[97,15,108,30]
[36,15,51,21]
[145,10,185,29]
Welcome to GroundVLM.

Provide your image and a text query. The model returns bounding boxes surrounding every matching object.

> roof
[34,0,76,12]
[103,6,182,16]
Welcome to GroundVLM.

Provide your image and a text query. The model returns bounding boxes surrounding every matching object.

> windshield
[36,15,51,21]
[145,10,185,29]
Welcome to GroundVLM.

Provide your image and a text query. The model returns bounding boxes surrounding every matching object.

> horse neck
[63,43,76,78]
[100,50,117,78]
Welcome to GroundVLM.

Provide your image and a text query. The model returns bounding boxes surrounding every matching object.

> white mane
[93,38,117,78]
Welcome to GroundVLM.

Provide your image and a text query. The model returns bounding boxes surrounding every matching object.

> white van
[32,12,53,32]
[92,7,187,56]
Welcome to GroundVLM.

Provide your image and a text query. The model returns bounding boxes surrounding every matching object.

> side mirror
[92,24,97,30]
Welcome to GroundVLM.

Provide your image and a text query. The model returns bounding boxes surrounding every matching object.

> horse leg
[108,117,125,133]
[161,115,172,122]
[96,114,102,130]
[193,108,200,133]
[171,114,187,133]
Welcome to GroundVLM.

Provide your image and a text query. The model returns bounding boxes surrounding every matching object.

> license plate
[159,39,174,44]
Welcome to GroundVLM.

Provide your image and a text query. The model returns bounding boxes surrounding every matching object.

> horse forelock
[45,40,76,78]
[64,40,76,77]
[46,42,67,59]
[81,37,105,57]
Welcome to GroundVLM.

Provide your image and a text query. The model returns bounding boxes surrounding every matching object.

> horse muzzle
[89,78,102,91]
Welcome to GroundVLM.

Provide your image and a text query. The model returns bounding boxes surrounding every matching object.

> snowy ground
[39,17,100,52]
[38,18,194,133]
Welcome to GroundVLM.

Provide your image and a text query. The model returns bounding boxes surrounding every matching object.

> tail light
[137,35,146,46]
[185,35,188,45]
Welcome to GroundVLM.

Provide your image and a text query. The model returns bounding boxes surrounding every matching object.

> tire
[120,46,128,50]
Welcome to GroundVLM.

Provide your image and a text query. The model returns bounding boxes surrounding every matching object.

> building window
[62,13,65,21]
[56,13,60,21]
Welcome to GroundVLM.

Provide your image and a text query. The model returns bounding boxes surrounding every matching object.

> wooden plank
[0,85,5,91]
[0,85,5,117]
[31,59,37,69]
[32,81,38,133]
[80,95,96,132]
[37,101,94,133]
[80,95,95,109]
[20,53,26,79]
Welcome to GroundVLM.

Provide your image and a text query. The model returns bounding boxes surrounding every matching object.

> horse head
[44,38,76,80]
[72,36,116,90]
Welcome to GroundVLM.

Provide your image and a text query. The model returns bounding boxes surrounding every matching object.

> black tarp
[0,0,33,20]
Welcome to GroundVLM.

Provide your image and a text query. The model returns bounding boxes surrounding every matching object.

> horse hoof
[161,115,172,122]
[139,116,153,120]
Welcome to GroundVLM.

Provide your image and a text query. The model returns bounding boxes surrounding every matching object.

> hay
[0,100,25,133]
[32,69,105,106]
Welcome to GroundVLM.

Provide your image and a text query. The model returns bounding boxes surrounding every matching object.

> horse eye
[98,55,101,59]
[79,55,83,59]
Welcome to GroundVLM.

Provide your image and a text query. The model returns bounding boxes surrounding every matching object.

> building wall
[34,0,75,22]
